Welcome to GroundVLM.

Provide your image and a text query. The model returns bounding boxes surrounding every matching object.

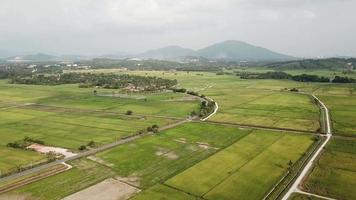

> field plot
[0,80,199,175]
[0,106,176,150]
[288,193,324,200]
[0,80,200,118]
[62,178,140,200]
[302,137,356,200]
[109,71,321,131]
[315,85,356,136]
[96,122,251,188]
[131,184,195,200]
[165,130,316,200]
[0,146,46,176]
[204,85,320,132]
[1,159,115,200]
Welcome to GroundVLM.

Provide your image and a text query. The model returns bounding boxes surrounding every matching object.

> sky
[0,0,355,57]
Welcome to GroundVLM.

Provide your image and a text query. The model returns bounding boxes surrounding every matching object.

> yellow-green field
[302,137,356,200]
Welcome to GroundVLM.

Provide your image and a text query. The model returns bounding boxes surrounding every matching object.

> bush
[172,88,186,93]
[87,140,96,148]
[187,91,199,96]
[290,88,299,92]
[126,110,133,115]
[78,145,87,151]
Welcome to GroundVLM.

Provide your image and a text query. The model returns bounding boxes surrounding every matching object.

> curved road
[281,95,332,200]
[201,97,219,121]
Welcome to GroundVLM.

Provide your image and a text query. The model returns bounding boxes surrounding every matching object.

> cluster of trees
[146,124,159,133]
[172,88,187,93]
[7,137,45,149]
[332,76,356,83]
[239,71,355,83]
[198,100,216,118]
[265,58,356,70]
[78,140,97,151]
[10,73,178,91]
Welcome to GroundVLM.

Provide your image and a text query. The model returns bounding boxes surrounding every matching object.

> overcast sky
[0,0,355,57]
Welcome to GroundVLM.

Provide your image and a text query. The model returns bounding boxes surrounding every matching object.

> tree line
[10,72,178,91]
[238,71,356,83]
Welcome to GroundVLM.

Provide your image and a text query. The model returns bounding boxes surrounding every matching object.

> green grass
[96,122,251,188]
[130,184,196,200]
[0,79,199,174]
[103,70,321,132]
[315,86,356,136]
[166,130,315,199]
[1,159,115,200]
[0,106,176,150]
[0,146,46,175]
[302,137,356,200]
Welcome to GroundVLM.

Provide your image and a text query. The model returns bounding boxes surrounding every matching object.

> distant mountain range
[1,40,296,63]
[4,41,355,64]
[137,40,295,62]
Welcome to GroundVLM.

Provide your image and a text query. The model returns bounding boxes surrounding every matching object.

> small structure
[346,63,354,72]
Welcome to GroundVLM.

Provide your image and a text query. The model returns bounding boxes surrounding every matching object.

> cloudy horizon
[1,0,356,58]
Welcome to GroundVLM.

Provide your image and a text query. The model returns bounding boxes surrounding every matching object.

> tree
[46,151,57,161]
[93,90,97,95]
[287,160,293,170]
[78,145,87,151]
[87,140,96,148]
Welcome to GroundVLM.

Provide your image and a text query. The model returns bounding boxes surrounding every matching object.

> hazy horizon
[1,0,356,58]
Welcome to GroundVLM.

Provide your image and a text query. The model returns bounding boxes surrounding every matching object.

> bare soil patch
[155,148,179,160]
[174,138,187,144]
[62,178,140,200]
[196,142,219,150]
[0,194,32,200]
[27,144,77,158]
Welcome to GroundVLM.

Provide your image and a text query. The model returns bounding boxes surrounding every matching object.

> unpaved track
[281,95,332,200]
[200,97,218,121]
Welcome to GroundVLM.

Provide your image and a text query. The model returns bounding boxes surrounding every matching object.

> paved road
[0,119,189,183]
[281,95,332,200]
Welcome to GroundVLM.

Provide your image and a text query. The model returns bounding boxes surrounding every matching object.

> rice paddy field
[314,84,356,136]
[0,79,199,175]
[97,70,321,132]
[2,159,115,200]
[301,137,356,200]
[1,69,355,200]
[96,122,252,188]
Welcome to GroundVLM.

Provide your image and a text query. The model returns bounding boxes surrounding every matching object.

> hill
[7,53,58,62]
[197,40,294,62]
[265,58,356,70]
[138,46,196,60]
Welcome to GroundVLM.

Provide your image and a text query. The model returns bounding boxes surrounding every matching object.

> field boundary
[200,120,318,135]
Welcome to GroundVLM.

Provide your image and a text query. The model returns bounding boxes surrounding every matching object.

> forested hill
[265,58,356,70]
